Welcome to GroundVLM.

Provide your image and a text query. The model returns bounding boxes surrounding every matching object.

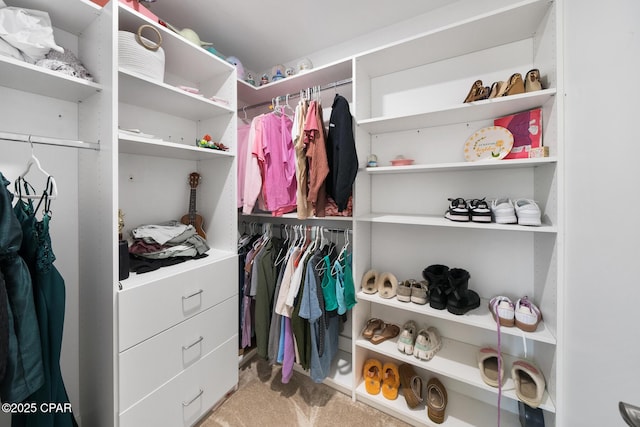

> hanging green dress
[12,177,77,427]
[0,172,44,404]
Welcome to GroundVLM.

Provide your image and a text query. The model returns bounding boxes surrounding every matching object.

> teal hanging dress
[0,172,44,404]
[12,177,77,427]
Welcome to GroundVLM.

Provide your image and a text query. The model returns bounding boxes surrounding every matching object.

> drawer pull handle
[182,289,203,300]
[182,389,203,407]
[182,336,203,351]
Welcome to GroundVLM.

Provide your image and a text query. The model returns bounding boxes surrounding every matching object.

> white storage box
[118,25,165,82]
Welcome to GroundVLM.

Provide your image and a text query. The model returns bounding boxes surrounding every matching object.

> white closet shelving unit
[2,0,239,426]
[0,1,113,427]
[351,0,562,426]
[1,0,563,426]
[116,3,238,427]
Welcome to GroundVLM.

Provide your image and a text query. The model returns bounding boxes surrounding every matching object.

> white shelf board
[366,157,557,174]
[237,58,353,106]
[240,212,353,223]
[357,291,556,345]
[355,213,557,233]
[355,381,520,427]
[118,69,235,120]
[118,134,234,160]
[118,248,236,291]
[118,5,235,83]
[356,0,551,78]
[5,0,101,35]
[293,350,353,396]
[357,89,556,134]
[356,336,555,413]
[0,55,103,102]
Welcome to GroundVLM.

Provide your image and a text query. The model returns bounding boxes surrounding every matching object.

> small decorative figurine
[260,74,270,86]
[297,58,313,73]
[226,56,245,80]
[367,154,378,167]
[246,73,256,86]
[285,67,295,77]
[272,69,285,82]
[196,134,229,151]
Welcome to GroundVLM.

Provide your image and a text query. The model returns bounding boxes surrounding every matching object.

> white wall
[563,0,640,425]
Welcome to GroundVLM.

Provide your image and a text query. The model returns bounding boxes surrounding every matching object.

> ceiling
[144,0,450,73]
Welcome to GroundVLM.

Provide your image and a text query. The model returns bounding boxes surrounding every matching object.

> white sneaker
[514,199,542,226]
[514,296,542,332]
[491,198,517,224]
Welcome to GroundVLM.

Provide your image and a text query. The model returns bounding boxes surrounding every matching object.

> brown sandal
[362,318,384,340]
[502,73,525,97]
[488,81,507,98]
[399,363,424,409]
[525,68,543,92]
[370,323,400,345]
[463,79,484,103]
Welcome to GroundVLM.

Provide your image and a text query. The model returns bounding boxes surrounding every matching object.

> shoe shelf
[356,336,556,413]
[355,380,520,427]
[354,0,551,81]
[0,56,103,103]
[357,89,556,135]
[365,157,557,175]
[118,133,234,160]
[357,291,556,345]
[355,213,558,233]
[119,69,235,121]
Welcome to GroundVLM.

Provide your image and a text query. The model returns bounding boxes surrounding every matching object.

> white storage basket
[118,25,165,82]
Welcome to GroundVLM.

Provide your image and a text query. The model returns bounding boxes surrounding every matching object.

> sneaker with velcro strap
[444,197,469,222]
[468,198,492,223]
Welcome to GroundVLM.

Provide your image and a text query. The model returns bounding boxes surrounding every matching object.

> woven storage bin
[118,25,165,82]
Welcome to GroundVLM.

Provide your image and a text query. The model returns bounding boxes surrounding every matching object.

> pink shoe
[514,296,542,332]
[489,296,515,327]
[511,359,546,408]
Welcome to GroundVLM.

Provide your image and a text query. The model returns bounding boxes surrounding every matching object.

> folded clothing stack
[127,220,209,273]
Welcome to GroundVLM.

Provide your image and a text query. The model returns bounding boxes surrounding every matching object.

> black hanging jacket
[325,94,358,211]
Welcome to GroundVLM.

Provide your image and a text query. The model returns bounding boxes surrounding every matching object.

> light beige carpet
[197,356,412,427]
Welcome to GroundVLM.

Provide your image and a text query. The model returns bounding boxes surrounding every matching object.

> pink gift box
[119,0,159,22]
[90,0,160,23]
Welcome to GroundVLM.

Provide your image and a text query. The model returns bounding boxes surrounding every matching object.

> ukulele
[180,172,207,239]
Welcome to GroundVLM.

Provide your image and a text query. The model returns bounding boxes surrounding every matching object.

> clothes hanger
[16,136,58,201]
[331,229,351,275]
[241,106,250,124]
[283,94,295,119]
[274,224,291,267]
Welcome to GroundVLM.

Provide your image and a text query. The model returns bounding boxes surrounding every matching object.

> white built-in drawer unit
[118,254,237,351]
[119,337,238,427]
[119,296,237,411]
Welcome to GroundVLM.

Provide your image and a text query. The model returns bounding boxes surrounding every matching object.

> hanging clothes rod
[0,131,100,151]
[238,77,353,111]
